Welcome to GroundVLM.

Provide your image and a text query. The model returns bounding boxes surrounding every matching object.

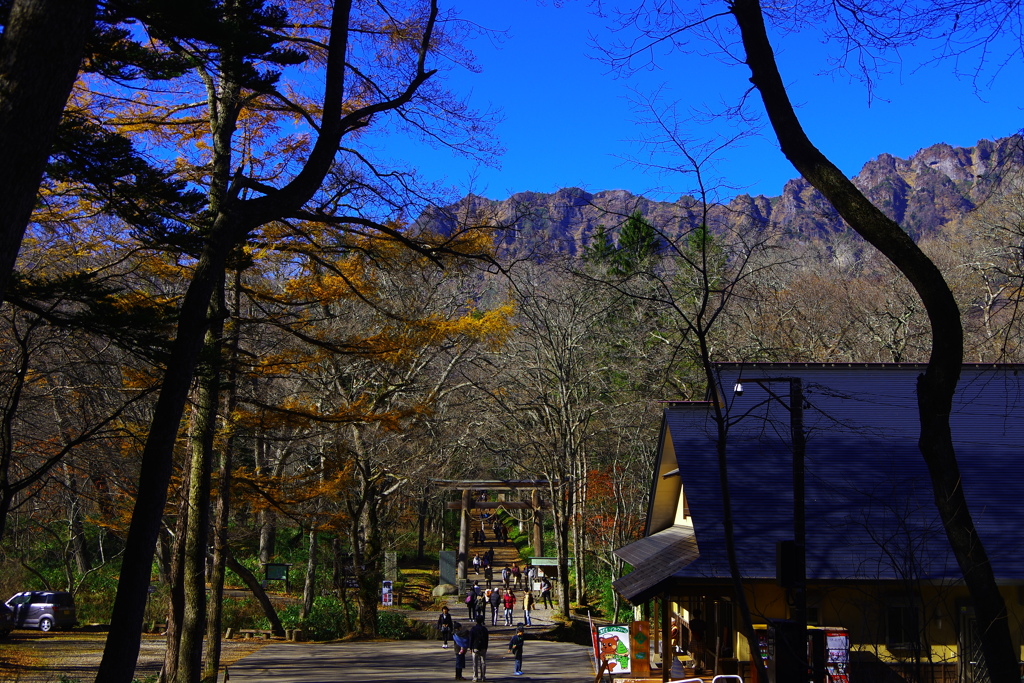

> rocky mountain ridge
[428,136,1023,255]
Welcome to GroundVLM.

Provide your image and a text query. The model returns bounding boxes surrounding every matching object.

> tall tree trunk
[62,461,92,575]
[203,271,241,683]
[301,530,318,620]
[202,429,232,683]
[0,0,97,302]
[156,528,173,587]
[257,439,276,564]
[176,303,224,682]
[416,494,428,561]
[572,466,587,605]
[353,469,383,637]
[729,2,1017,680]
[549,481,572,618]
[161,478,190,683]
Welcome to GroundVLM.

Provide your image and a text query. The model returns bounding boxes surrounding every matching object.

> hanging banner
[596,625,632,675]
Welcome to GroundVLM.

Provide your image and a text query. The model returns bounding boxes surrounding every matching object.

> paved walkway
[224,637,598,682]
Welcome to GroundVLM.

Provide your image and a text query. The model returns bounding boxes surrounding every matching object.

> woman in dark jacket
[437,605,454,648]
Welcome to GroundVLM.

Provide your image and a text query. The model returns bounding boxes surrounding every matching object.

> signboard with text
[596,625,632,675]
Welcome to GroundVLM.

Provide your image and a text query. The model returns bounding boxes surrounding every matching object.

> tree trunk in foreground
[729,2,1018,680]
[0,0,97,303]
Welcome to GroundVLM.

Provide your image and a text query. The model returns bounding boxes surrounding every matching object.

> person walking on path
[502,588,517,626]
[453,625,470,680]
[501,565,511,590]
[484,563,493,588]
[466,587,477,621]
[507,624,526,676]
[522,591,535,626]
[540,576,553,609]
[489,588,501,626]
[437,606,454,648]
[475,590,487,625]
[469,617,489,682]
[510,562,521,590]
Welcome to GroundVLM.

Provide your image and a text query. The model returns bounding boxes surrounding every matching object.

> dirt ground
[0,630,267,682]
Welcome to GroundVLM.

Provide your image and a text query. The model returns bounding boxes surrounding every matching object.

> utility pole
[752,377,808,680]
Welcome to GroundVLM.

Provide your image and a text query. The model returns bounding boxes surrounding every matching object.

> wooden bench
[233,628,273,640]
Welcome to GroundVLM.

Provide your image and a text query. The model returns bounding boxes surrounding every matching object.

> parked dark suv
[4,591,76,632]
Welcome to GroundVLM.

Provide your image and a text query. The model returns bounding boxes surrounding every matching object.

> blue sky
[369,1,1024,202]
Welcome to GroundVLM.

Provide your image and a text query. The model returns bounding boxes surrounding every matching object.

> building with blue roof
[613,363,1024,682]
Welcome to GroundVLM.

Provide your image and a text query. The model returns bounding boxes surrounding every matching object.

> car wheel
[39,617,54,632]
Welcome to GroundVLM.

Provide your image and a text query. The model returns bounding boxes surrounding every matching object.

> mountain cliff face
[426,136,1024,254]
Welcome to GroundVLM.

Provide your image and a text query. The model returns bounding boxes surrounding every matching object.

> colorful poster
[597,625,632,675]
[382,580,393,607]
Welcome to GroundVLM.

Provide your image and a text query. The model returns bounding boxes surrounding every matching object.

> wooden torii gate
[434,479,551,582]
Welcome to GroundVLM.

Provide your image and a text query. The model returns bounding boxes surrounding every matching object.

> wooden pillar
[457,488,471,581]
[532,489,543,556]
[662,593,671,682]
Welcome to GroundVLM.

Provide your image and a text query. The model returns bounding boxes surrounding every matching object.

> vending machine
[823,628,850,683]
[752,623,849,683]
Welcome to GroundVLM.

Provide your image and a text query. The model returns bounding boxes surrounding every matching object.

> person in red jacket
[502,590,517,626]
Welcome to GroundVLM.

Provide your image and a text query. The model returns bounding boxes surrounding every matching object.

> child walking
[507,624,526,676]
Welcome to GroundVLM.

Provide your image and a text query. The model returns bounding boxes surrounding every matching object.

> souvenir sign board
[382,580,393,607]
[630,621,651,678]
[596,625,632,675]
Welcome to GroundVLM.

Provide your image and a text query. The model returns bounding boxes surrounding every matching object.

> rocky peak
[423,135,1024,253]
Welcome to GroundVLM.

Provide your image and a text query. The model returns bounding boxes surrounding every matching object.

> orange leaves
[367,302,515,363]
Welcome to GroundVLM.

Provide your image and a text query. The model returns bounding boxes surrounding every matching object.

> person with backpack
[475,589,487,625]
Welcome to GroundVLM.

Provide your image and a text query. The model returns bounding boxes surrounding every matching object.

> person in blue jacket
[453,624,471,681]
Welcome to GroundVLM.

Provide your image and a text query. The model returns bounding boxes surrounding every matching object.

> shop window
[886,601,920,649]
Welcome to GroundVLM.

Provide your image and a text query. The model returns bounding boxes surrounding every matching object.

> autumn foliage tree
[0,0,504,679]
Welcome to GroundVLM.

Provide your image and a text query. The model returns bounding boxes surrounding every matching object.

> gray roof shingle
[659,364,1024,585]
